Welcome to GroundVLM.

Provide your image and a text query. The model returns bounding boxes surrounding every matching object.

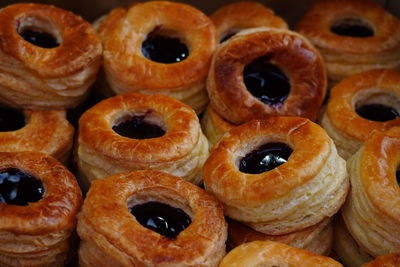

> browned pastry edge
[362,253,400,267]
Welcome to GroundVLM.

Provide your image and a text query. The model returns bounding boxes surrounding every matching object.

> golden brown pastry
[342,127,400,257]
[320,69,400,160]
[207,27,326,125]
[211,1,288,42]
[228,217,333,256]
[0,151,82,267]
[94,1,217,114]
[362,253,400,267]
[0,3,102,109]
[203,117,349,235]
[77,170,227,267]
[76,93,208,190]
[296,0,400,83]
[219,241,343,267]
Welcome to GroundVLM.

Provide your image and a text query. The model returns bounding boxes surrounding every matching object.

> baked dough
[77,170,227,267]
[76,93,208,190]
[0,3,102,109]
[0,151,82,267]
[320,69,400,160]
[296,0,400,83]
[94,1,217,114]
[203,117,349,235]
[362,253,400,267]
[207,27,327,124]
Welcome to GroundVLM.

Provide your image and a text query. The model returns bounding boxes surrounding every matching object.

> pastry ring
[362,253,400,267]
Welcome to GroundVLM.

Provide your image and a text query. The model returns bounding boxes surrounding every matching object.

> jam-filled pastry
[362,253,400,267]
[296,0,400,83]
[76,93,208,190]
[219,241,343,267]
[0,107,73,164]
[342,127,400,257]
[211,1,288,43]
[0,151,82,267]
[203,117,349,235]
[207,27,326,125]
[77,170,227,267]
[320,69,400,160]
[0,3,102,109]
[228,217,333,256]
[94,1,217,114]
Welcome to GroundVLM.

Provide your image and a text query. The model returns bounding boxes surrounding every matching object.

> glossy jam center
[0,168,44,206]
[112,115,165,139]
[396,169,400,187]
[0,107,25,132]
[19,29,59,48]
[331,18,374,37]
[130,201,191,239]
[239,142,292,174]
[356,104,399,122]
[243,58,290,105]
[142,33,188,64]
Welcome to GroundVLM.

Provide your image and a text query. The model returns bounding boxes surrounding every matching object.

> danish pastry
[0,3,102,109]
[77,170,227,267]
[362,253,400,267]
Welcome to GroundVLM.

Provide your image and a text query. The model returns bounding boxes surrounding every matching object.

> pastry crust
[76,93,208,189]
[0,151,82,267]
[211,1,288,42]
[342,127,400,257]
[320,69,400,160]
[362,253,400,267]
[0,3,102,109]
[219,241,343,267]
[207,27,327,124]
[77,170,227,267]
[203,117,349,235]
[296,0,400,83]
[95,1,217,114]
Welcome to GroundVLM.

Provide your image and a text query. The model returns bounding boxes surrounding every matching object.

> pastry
[76,93,208,190]
[207,27,327,125]
[320,69,400,160]
[296,0,400,83]
[342,127,400,257]
[210,1,288,43]
[0,107,73,164]
[0,151,82,267]
[0,3,102,109]
[203,117,349,235]
[77,170,227,267]
[94,1,217,114]
[362,253,400,267]
[219,241,343,267]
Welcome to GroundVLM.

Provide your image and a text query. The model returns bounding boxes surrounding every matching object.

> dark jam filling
[239,142,292,174]
[0,107,25,132]
[243,58,290,105]
[356,104,399,122]
[330,18,374,37]
[112,115,165,139]
[19,29,59,48]
[130,201,191,239]
[142,34,188,64]
[220,32,236,43]
[0,168,44,206]
[396,169,400,187]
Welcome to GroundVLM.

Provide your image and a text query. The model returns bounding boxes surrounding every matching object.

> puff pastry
[0,3,102,109]
[320,69,400,160]
[210,1,288,42]
[207,27,327,125]
[219,241,342,267]
[76,93,208,190]
[0,151,82,267]
[94,1,217,114]
[342,127,400,257]
[362,253,400,267]
[296,0,400,83]
[77,170,227,267]
[203,117,349,235]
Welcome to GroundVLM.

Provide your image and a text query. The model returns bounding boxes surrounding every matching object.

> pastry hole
[243,56,291,105]
[239,142,292,174]
[396,167,400,187]
[17,17,61,48]
[330,17,374,37]
[142,26,189,64]
[0,168,44,206]
[0,107,26,132]
[112,111,166,139]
